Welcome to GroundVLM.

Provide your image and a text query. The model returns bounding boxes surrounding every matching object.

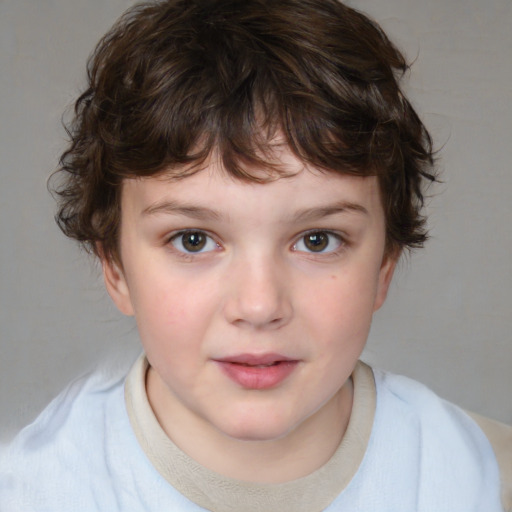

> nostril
[222,265,293,328]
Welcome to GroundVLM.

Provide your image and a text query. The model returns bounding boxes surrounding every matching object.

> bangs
[91,0,406,182]
[54,0,436,261]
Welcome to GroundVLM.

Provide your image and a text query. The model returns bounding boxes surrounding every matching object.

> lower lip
[216,361,298,390]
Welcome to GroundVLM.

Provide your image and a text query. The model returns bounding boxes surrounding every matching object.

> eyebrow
[142,200,223,221]
[141,199,368,222]
[293,201,369,222]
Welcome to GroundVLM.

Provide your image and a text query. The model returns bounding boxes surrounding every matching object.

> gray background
[1,0,511,441]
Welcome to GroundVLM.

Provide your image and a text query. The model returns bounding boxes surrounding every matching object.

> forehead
[120,165,385,238]
[126,143,381,210]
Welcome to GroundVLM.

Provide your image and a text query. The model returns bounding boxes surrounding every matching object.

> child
[1,0,510,510]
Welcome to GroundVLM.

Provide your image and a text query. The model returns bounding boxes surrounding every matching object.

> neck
[146,367,353,483]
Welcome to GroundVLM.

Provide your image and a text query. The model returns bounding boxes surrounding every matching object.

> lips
[216,353,295,366]
[214,353,299,390]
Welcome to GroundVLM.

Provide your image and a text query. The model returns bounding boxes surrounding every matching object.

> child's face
[104,148,395,444]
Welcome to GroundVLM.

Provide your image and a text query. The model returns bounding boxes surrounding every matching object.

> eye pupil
[182,232,206,252]
[304,232,328,252]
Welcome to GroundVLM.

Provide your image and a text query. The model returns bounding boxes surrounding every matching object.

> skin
[102,149,396,483]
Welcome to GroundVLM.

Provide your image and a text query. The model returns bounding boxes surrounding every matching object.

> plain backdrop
[1,0,511,441]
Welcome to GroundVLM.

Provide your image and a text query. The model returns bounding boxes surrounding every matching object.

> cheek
[134,286,205,383]
[131,280,182,327]
[131,272,220,348]
[296,270,381,367]
[304,269,380,325]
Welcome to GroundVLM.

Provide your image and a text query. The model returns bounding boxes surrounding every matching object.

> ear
[373,252,398,312]
[101,255,134,316]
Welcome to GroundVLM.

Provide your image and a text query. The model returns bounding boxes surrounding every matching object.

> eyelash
[166,229,347,259]
[292,230,346,255]
[168,230,220,259]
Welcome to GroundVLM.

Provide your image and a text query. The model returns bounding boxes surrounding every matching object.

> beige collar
[124,355,376,512]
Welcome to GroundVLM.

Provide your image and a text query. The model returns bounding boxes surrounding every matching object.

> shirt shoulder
[368,368,505,511]
[5,367,126,448]
[0,363,202,512]
[0,369,128,511]
[467,411,512,512]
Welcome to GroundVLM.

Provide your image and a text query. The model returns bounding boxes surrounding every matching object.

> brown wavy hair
[53,0,436,262]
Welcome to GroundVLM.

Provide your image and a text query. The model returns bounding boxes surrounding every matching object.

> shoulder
[7,367,126,449]
[467,411,512,512]
[0,368,131,511]
[366,368,506,511]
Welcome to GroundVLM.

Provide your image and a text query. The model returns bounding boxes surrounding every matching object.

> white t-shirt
[0,355,507,511]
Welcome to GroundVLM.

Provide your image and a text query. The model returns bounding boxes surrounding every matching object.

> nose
[223,255,293,330]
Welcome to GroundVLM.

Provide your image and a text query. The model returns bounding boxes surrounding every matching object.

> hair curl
[53,0,436,262]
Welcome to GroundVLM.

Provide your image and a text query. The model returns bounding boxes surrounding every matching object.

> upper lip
[214,353,297,365]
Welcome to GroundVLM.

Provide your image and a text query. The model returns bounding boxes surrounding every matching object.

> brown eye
[182,232,206,252]
[293,231,342,254]
[304,232,329,252]
[171,231,217,253]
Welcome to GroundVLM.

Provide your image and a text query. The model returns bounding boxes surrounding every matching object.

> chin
[216,412,297,442]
